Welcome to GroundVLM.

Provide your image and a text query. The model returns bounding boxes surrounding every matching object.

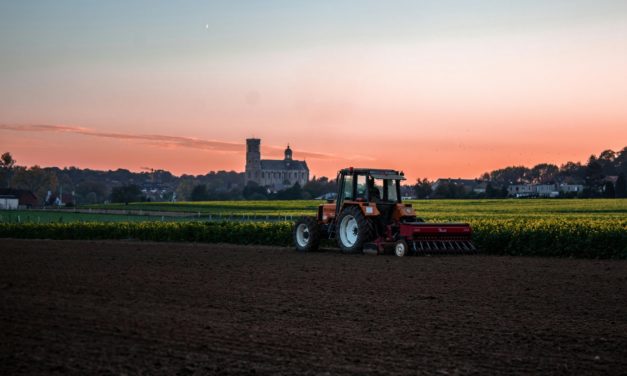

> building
[0,195,19,210]
[432,178,485,193]
[245,138,309,191]
[559,183,583,193]
[507,184,534,197]
[507,183,584,197]
[535,183,560,198]
[0,189,38,208]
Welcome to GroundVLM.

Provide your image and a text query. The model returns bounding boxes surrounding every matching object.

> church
[245,138,309,191]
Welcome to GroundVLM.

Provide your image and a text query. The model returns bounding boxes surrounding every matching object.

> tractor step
[363,243,379,255]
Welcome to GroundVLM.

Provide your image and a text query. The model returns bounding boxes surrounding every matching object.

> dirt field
[1,240,626,375]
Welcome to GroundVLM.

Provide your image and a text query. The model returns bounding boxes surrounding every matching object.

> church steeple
[284,144,292,161]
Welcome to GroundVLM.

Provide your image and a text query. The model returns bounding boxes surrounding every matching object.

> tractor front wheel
[293,217,320,252]
[336,206,374,253]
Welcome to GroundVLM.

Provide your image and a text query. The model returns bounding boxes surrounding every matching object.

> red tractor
[293,167,475,256]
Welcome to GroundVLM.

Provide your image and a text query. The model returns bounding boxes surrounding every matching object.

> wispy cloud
[0,124,336,160]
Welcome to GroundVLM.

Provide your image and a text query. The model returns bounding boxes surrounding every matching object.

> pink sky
[1,2,626,180]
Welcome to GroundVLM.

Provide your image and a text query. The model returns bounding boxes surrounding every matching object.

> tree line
[1,146,625,205]
[410,147,627,199]
[0,152,337,204]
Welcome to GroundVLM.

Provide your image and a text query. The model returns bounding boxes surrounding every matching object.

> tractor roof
[338,167,406,180]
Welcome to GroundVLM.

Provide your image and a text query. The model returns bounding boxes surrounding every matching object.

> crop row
[83,199,627,219]
[0,219,625,259]
[0,221,293,246]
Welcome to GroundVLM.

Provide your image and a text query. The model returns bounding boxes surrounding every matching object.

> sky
[1,0,626,180]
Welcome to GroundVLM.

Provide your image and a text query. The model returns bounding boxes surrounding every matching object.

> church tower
[284,144,292,161]
[245,138,261,185]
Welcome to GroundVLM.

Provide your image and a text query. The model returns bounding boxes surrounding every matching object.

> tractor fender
[394,203,416,220]
[340,202,380,217]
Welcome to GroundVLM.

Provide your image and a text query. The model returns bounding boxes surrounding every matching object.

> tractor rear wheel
[336,206,374,253]
[293,217,320,252]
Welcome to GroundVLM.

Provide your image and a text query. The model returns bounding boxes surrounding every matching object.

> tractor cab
[335,168,412,226]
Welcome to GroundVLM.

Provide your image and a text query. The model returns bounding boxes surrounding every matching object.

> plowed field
[1,239,626,374]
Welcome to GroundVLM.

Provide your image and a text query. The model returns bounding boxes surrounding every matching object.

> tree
[175,176,196,201]
[303,176,336,198]
[11,165,58,204]
[529,163,558,184]
[558,161,585,183]
[413,178,432,199]
[433,181,466,199]
[190,184,209,201]
[616,173,627,198]
[110,185,143,204]
[598,149,618,175]
[75,180,107,204]
[274,182,304,200]
[602,181,615,198]
[584,157,604,197]
[489,166,530,185]
[0,152,16,188]
[485,183,498,198]
[243,181,267,200]
[615,147,627,176]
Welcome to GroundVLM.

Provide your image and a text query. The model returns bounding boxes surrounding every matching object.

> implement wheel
[394,239,410,257]
[336,206,374,254]
[293,217,320,252]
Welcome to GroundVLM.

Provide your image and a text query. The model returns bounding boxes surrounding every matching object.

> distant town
[0,144,625,209]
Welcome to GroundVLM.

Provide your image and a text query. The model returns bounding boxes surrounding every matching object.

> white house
[559,183,584,193]
[535,184,560,198]
[0,195,19,210]
[507,184,534,197]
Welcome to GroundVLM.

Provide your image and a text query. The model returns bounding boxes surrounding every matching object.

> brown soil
[1,239,626,375]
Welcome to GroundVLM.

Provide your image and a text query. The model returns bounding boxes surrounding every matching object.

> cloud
[0,124,336,160]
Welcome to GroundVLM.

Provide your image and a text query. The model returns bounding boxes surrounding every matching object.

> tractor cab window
[386,179,399,202]
[356,174,367,199]
[342,175,354,200]
[368,177,383,202]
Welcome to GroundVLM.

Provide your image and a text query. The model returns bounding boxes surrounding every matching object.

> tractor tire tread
[293,216,321,252]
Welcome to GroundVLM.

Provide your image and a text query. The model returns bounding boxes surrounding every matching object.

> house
[0,195,19,210]
[603,176,618,184]
[507,184,534,197]
[535,184,560,198]
[431,178,484,193]
[46,192,75,206]
[0,189,38,208]
[473,182,488,194]
[559,183,583,193]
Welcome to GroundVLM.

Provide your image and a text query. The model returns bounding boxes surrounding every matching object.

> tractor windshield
[368,176,399,202]
[386,179,398,202]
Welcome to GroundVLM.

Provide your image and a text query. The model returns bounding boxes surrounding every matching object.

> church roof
[260,159,308,171]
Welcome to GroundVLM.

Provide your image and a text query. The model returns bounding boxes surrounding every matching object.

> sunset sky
[1,1,626,180]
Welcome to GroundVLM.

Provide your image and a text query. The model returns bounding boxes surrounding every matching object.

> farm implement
[293,167,476,256]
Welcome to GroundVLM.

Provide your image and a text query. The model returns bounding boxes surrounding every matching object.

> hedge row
[0,219,625,259]
[471,219,627,259]
[0,221,292,247]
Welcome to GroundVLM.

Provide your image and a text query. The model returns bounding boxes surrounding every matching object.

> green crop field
[84,200,319,217]
[0,210,188,224]
[2,199,625,258]
[82,199,627,220]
